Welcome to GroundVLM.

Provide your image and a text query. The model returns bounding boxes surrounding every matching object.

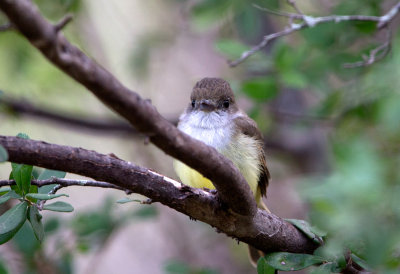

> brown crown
[191,77,236,103]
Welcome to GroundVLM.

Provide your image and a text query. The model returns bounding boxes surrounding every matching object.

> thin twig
[1,178,135,210]
[343,29,392,68]
[230,1,400,67]
[54,14,73,32]
[253,4,302,19]
[287,0,305,20]
[229,22,307,67]
[377,2,400,28]
[0,178,132,192]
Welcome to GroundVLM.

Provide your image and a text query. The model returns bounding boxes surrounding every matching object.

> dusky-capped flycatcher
[173,77,271,264]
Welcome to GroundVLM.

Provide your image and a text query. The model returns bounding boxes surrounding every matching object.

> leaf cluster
[0,133,73,245]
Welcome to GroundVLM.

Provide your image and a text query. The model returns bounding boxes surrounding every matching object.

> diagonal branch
[230,1,400,67]
[0,0,256,215]
[0,135,319,254]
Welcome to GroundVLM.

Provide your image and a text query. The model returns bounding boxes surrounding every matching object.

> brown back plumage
[233,115,270,198]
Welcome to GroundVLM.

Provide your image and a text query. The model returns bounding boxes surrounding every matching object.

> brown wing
[234,114,270,198]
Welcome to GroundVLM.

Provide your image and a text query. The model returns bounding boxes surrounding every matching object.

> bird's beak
[199,99,216,112]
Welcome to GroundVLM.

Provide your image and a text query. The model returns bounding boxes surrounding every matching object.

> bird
[173,77,270,264]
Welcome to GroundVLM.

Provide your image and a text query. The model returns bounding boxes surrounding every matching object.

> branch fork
[229,1,400,67]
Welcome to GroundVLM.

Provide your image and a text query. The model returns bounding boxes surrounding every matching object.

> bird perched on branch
[173,77,271,264]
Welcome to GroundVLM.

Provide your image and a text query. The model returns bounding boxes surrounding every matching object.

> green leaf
[263,252,325,271]
[38,169,66,194]
[27,206,44,242]
[0,190,21,205]
[16,133,29,139]
[11,163,33,195]
[241,78,278,100]
[0,145,8,162]
[0,187,11,196]
[286,219,325,244]
[28,184,38,194]
[38,169,66,180]
[0,201,28,244]
[116,197,141,204]
[257,257,276,274]
[26,193,69,200]
[311,262,340,274]
[38,184,58,195]
[9,172,22,196]
[43,201,74,212]
[351,254,371,271]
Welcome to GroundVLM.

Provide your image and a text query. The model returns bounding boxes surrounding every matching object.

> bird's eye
[191,100,195,108]
[223,99,230,108]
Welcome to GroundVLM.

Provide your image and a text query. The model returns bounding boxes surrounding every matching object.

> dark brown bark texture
[0,0,319,255]
[0,135,318,254]
[0,0,256,216]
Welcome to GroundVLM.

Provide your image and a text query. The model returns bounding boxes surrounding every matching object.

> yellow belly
[173,133,263,205]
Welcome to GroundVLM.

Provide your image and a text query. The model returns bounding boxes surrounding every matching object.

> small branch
[230,1,400,67]
[0,177,134,209]
[0,178,131,193]
[343,29,392,68]
[229,23,307,67]
[377,2,400,28]
[0,95,139,135]
[54,14,73,32]
[287,0,306,21]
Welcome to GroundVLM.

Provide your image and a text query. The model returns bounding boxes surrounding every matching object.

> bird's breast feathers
[178,110,238,150]
[175,110,261,197]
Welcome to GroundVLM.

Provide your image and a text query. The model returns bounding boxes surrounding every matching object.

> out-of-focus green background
[0,0,399,273]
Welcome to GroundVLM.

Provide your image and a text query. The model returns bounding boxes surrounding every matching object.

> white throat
[178,110,241,150]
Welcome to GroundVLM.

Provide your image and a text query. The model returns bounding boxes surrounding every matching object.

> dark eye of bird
[191,100,195,108]
[223,99,229,108]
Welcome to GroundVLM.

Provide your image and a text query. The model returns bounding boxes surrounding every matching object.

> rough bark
[0,0,255,215]
[0,135,319,254]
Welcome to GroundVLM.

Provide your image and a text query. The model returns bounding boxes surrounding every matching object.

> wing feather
[234,114,270,198]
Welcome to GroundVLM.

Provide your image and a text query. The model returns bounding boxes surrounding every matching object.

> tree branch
[0,178,131,193]
[0,135,319,254]
[0,94,332,137]
[229,1,400,67]
[0,95,138,135]
[54,14,73,32]
[0,0,256,215]
[343,28,392,68]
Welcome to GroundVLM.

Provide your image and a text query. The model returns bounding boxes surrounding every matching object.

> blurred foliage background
[0,0,400,273]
